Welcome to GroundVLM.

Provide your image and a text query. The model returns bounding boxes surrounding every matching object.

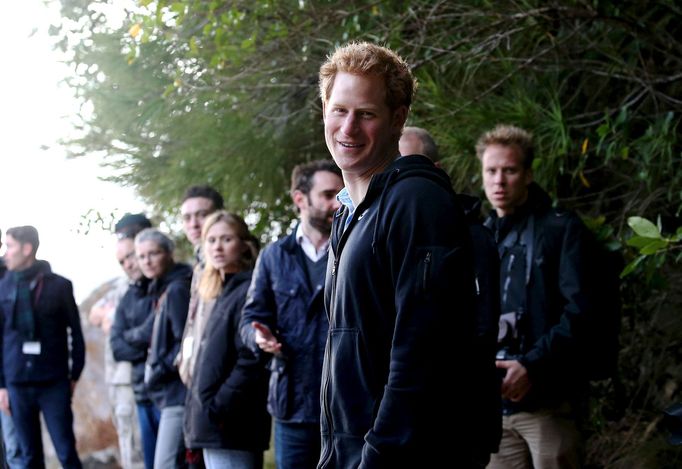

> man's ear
[292,190,307,212]
[21,243,33,258]
[392,106,408,132]
[524,168,534,185]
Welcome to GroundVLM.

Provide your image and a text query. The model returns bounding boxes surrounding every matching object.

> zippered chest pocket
[416,246,464,297]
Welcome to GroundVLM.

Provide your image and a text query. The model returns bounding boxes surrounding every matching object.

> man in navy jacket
[241,160,343,469]
[0,225,85,468]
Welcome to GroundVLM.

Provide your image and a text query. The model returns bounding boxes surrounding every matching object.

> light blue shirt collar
[336,187,355,230]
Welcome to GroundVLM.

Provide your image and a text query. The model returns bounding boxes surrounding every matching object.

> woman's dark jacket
[144,262,193,409]
[319,156,482,468]
[110,277,154,402]
[484,182,597,412]
[184,270,271,451]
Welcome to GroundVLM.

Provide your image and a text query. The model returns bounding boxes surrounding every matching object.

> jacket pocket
[272,284,303,334]
[266,355,291,419]
[416,245,465,297]
[328,327,373,436]
[144,361,170,391]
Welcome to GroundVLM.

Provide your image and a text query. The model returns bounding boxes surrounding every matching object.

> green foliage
[49,0,682,464]
[54,1,682,236]
[622,216,682,278]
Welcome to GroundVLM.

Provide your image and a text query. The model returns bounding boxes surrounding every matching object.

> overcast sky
[0,1,146,302]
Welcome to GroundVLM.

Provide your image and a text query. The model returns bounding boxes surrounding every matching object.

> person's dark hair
[182,185,224,210]
[290,160,341,196]
[115,213,152,239]
[6,226,40,254]
[475,124,535,169]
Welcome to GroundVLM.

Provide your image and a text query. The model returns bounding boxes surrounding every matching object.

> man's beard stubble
[308,205,335,235]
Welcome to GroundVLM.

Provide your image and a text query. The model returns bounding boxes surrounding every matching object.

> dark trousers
[7,379,81,469]
[274,421,320,469]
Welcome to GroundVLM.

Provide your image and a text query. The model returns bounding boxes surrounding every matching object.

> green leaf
[626,236,653,248]
[628,216,661,238]
[620,255,645,278]
[639,239,668,255]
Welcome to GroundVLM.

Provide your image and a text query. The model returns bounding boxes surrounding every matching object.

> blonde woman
[183,211,270,469]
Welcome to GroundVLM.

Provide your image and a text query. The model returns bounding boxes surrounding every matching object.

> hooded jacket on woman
[184,270,270,451]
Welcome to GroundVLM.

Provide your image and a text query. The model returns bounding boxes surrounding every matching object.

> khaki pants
[487,403,583,469]
[109,384,144,469]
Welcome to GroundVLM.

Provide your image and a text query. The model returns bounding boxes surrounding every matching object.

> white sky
[0,1,146,302]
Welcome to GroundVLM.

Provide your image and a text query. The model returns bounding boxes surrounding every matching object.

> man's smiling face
[323,71,406,180]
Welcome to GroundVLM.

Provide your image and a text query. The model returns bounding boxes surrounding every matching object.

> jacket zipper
[319,199,366,468]
[422,251,432,291]
[319,257,338,468]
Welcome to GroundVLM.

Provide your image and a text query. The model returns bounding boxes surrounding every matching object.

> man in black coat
[478,125,595,468]
[317,42,482,468]
[0,226,85,469]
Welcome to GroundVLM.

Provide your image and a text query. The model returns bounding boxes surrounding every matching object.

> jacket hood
[219,269,253,298]
[334,155,456,255]
[149,262,193,294]
[363,155,455,205]
[456,193,486,224]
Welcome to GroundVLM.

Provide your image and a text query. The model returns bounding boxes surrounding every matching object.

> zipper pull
[422,251,432,291]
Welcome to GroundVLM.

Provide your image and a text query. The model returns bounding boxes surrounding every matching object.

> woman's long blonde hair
[198,211,259,301]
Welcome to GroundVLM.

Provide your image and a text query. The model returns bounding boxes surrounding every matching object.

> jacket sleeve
[239,249,277,355]
[121,298,156,348]
[110,290,148,362]
[361,179,477,466]
[150,282,190,380]
[64,280,85,381]
[519,213,594,379]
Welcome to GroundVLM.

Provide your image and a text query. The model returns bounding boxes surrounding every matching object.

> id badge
[22,341,41,355]
[182,337,194,360]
